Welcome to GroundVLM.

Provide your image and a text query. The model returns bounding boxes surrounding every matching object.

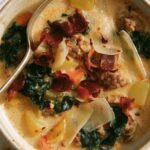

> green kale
[61,13,68,17]
[130,31,150,59]
[102,106,128,147]
[80,129,102,150]
[80,106,128,150]
[21,63,52,109]
[0,22,27,66]
[54,96,80,113]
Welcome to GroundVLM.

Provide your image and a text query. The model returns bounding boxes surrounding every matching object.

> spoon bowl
[0,0,50,94]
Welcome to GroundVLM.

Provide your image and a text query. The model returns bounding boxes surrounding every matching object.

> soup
[0,0,150,150]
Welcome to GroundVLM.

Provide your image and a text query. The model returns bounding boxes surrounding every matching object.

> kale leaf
[61,13,68,17]
[54,96,80,113]
[0,22,27,66]
[80,129,102,150]
[80,106,128,150]
[21,63,52,109]
[130,31,150,59]
[101,106,128,147]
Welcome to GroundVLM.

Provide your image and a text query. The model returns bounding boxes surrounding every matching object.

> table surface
[0,131,15,150]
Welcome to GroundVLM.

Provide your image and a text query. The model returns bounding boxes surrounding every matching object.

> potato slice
[58,57,78,71]
[129,80,150,106]
[70,0,95,10]
[52,39,69,70]
[83,97,115,132]
[24,110,42,136]
[46,118,66,143]
[62,104,93,147]
[119,30,147,80]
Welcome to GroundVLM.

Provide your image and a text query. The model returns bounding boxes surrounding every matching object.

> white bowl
[0,0,150,150]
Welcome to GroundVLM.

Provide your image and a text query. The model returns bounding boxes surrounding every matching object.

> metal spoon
[0,0,50,94]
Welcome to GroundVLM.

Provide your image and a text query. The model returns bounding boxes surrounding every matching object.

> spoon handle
[0,0,10,11]
[0,48,33,94]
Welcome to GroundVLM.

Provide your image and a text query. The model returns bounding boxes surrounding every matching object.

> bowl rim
[0,0,150,150]
[144,0,150,6]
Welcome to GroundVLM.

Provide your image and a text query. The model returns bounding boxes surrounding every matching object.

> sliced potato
[119,30,147,80]
[83,97,115,131]
[24,110,42,136]
[62,104,93,146]
[6,97,21,108]
[58,57,78,71]
[52,39,69,70]
[46,118,66,143]
[129,80,150,106]
[70,0,95,10]
[35,42,49,54]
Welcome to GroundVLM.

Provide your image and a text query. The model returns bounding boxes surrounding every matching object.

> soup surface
[0,0,150,150]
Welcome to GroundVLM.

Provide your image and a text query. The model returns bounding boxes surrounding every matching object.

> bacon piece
[50,11,88,37]
[77,80,101,100]
[51,73,73,92]
[7,75,25,101]
[34,51,53,67]
[51,21,73,37]
[68,10,88,34]
[77,86,90,100]
[119,96,135,111]
[99,54,119,71]
[85,40,99,71]
[40,28,63,47]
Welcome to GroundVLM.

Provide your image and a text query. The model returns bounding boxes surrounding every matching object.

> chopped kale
[102,106,128,147]
[0,22,27,66]
[21,63,52,109]
[80,106,128,150]
[54,96,80,113]
[80,129,102,150]
[128,5,133,13]
[130,31,150,59]
[61,13,68,17]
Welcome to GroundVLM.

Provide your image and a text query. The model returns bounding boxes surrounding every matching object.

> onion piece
[119,30,147,80]
[35,42,49,54]
[52,39,69,70]
[83,96,115,132]
[92,37,122,55]
[128,80,150,106]
[62,104,93,147]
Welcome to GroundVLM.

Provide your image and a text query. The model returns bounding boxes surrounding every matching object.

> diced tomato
[16,12,32,26]
[77,80,101,100]
[119,96,135,110]
[77,85,91,100]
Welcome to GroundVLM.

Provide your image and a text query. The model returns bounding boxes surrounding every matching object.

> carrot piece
[39,136,54,150]
[16,12,32,26]
[68,68,85,85]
